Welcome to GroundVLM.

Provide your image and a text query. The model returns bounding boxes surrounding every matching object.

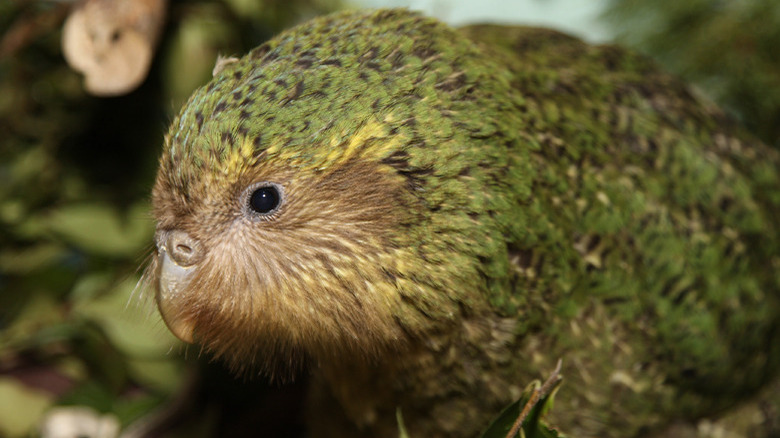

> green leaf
[127,357,187,394]
[481,379,564,438]
[57,380,116,412]
[71,275,182,359]
[17,202,153,258]
[112,392,166,428]
[70,275,186,392]
[0,377,53,437]
[0,292,67,350]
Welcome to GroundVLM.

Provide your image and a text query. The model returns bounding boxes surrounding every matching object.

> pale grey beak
[155,231,200,343]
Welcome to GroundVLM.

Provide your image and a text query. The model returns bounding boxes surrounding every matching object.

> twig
[505,359,563,438]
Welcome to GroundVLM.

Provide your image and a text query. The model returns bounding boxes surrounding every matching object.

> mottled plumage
[149,9,780,438]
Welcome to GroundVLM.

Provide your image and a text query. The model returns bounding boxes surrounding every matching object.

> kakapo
[148,8,780,438]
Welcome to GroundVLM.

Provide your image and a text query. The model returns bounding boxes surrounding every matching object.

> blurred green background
[1,0,778,436]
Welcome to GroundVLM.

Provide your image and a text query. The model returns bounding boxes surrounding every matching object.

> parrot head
[148,9,524,376]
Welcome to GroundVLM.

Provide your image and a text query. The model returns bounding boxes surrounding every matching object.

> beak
[155,246,197,343]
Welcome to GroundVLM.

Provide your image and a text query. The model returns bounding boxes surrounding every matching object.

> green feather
[155,9,780,437]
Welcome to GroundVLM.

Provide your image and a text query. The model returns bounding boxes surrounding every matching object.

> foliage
[481,363,563,438]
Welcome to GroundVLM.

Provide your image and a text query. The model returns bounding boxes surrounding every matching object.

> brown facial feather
[149,157,417,377]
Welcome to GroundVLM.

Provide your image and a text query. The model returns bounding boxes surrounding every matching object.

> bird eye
[247,184,282,215]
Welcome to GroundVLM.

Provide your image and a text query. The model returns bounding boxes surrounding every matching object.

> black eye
[248,185,281,214]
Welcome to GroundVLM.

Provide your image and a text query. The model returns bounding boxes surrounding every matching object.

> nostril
[175,244,192,255]
[165,230,201,267]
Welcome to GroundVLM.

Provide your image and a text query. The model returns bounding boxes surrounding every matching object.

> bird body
[150,9,780,437]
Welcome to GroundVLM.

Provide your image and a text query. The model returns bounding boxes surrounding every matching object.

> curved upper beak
[155,245,197,343]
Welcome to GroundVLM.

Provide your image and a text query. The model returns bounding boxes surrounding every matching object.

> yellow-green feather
[157,9,780,437]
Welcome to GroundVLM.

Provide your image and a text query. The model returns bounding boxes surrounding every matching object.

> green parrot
[148,8,780,438]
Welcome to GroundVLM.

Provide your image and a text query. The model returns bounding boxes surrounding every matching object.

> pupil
[249,186,279,214]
